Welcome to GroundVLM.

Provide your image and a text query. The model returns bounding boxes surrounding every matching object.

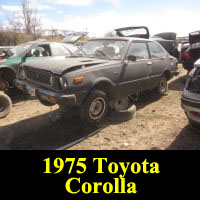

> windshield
[62,43,78,53]
[73,39,128,60]
[13,43,33,56]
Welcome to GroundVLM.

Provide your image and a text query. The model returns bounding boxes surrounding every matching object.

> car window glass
[127,42,149,60]
[51,43,71,56]
[148,41,167,58]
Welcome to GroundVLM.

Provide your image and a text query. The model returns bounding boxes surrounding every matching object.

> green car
[0,40,76,95]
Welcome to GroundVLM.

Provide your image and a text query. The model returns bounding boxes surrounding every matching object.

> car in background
[0,40,77,95]
[15,37,178,124]
[107,26,180,60]
[181,59,200,131]
[0,46,14,59]
[181,30,200,73]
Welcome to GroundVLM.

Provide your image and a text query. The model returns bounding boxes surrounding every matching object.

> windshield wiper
[95,50,111,60]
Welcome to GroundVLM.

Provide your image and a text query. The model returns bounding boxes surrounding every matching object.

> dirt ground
[1,64,200,150]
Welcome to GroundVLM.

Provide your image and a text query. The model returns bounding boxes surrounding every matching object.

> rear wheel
[80,89,108,125]
[0,92,12,119]
[155,76,168,95]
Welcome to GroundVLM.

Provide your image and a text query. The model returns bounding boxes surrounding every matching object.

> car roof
[89,37,154,42]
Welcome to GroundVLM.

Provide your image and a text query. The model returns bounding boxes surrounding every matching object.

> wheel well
[91,81,114,99]
[163,70,171,81]
[0,68,16,85]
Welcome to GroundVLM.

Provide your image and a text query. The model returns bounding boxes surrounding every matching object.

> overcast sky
[0,0,200,37]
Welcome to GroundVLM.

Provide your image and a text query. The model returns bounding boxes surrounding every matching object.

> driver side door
[119,41,150,96]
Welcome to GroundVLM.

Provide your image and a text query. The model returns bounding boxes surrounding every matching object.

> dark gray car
[15,37,178,124]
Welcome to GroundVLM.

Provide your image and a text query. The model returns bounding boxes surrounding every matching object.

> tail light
[181,51,191,61]
[0,58,6,63]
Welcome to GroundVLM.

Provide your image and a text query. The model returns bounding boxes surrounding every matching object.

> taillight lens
[0,58,6,63]
[181,51,191,60]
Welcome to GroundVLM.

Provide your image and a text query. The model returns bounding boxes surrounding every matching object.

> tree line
[0,0,42,46]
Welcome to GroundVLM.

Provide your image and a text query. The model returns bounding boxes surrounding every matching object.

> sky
[0,0,200,37]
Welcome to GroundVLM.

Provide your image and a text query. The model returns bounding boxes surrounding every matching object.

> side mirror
[128,55,137,62]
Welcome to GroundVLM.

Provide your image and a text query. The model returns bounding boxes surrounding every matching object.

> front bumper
[14,79,77,106]
[181,89,200,124]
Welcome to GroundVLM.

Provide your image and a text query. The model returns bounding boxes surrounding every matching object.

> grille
[24,67,52,85]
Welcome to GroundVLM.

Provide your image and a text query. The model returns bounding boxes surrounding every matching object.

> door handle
[147,62,152,65]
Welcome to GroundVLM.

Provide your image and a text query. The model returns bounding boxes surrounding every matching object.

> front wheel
[155,76,168,95]
[80,89,108,125]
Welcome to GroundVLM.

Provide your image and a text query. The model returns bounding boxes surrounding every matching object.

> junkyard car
[0,40,76,95]
[181,59,200,130]
[15,37,178,124]
[181,30,200,73]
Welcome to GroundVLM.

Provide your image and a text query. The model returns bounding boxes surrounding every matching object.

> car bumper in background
[181,89,200,124]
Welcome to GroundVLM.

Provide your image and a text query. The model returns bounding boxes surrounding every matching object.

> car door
[119,41,150,96]
[146,41,168,90]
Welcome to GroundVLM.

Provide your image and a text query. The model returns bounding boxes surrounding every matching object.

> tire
[80,89,108,125]
[108,104,136,123]
[0,92,12,119]
[155,76,168,95]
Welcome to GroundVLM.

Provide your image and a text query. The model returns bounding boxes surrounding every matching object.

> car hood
[23,56,117,75]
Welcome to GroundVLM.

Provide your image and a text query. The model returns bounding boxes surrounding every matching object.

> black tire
[80,89,108,125]
[155,76,168,95]
[0,92,12,119]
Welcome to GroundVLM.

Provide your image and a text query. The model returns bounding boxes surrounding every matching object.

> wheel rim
[114,97,129,112]
[89,97,106,121]
[160,78,167,93]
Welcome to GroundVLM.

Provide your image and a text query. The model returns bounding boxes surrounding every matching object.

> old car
[181,59,200,131]
[15,37,178,124]
[0,40,77,95]
[181,30,200,74]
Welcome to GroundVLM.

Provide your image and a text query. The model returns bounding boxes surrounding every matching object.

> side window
[51,44,71,56]
[148,41,167,59]
[127,42,149,60]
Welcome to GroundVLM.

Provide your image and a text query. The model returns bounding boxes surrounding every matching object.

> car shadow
[0,110,101,150]
[132,91,162,111]
[167,125,200,150]
[168,75,187,92]
[11,94,37,105]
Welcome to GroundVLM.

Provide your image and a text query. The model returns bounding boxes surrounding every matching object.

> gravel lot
[1,64,200,150]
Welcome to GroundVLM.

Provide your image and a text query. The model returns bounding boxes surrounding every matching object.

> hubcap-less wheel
[159,78,167,94]
[89,97,106,121]
[111,97,129,112]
